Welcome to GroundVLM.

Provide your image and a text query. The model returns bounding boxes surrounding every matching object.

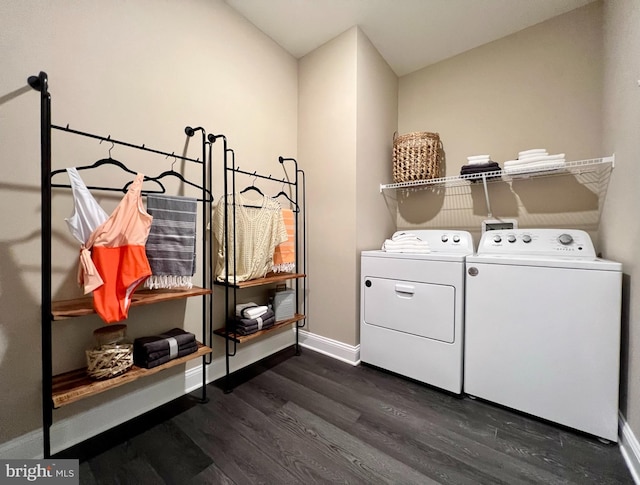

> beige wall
[298,28,397,347]
[0,0,297,451]
[298,28,359,345]
[601,0,640,442]
[355,30,398,336]
[397,3,604,238]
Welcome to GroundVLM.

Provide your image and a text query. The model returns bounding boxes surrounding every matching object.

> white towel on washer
[382,232,431,253]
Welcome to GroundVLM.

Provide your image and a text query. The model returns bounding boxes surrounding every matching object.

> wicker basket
[392,132,442,183]
[86,343,133,380]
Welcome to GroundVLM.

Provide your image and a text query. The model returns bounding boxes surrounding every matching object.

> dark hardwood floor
[63,347,634,484]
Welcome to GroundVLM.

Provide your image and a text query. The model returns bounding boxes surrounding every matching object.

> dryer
[464,229,622,442]
[360,230,474,394]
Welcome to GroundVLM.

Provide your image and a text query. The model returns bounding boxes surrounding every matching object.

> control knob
[441,235,448,242]
[522,234,532,243]
[558,233,573,245]
[493,235,502,243]
[453,235,460,243]
[507,235,516,243]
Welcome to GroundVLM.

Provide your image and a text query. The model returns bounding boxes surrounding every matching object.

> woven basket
[86,343,133,380]
[392,132,442,183]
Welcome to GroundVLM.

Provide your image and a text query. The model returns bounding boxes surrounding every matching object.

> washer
[360,230,474,394]
[464,229,622,442]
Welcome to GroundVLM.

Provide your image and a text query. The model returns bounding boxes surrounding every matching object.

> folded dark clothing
[234,320,276,336]
[460,162,501,174]
[135,344,199,369]
[133,328,196,354]
[234,309,275,327]
[143,341,199,362]
[234,314,276,331]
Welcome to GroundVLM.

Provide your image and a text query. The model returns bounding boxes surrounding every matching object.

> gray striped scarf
[144,195,197,289]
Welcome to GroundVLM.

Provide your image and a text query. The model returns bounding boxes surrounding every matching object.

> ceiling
[224,0,596,76]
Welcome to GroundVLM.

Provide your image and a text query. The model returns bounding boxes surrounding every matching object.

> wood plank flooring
[60,346,634,484]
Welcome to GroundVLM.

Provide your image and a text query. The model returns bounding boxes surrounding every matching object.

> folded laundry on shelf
[382,231,431,253]
[518,148,548,158]
[504,153,565,167]
[460,161,501,174]
[235,302,269,319]
[233,308,276,335]
[503,160,566,175]
[133,328,197,369]
[466,154,492,165]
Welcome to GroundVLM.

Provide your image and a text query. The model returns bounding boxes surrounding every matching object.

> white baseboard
[297,329,360,365]
[620,411,640,484]
[0,330,294,459]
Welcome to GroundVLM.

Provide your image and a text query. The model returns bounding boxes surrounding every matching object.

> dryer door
[363,277,455,343]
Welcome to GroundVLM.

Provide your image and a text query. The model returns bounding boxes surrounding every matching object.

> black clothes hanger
[239,175,264,196]
[51,159,166,194]
[273,189,300,213]
[122,156,213,202]
[50,140,166,194]
[139,169,213,202]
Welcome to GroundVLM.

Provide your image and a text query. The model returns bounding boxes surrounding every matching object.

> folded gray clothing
[134,328,196,354]
[234,314,276,330]
[235,309,275,327]
[136,345,199,369]
[144,341,199,362]
[234,319,276,336]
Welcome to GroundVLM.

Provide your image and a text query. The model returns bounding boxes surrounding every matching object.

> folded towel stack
[503,149,566,175]
[460,155,501,180]
[133,328,197,369]
[382,231,431,254]
[235,302,269,319]
[233,308,276,336]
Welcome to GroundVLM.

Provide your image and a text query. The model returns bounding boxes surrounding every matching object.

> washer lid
[466,253,622,271]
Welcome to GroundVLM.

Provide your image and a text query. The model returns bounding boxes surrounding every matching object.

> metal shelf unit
[28,71,215,457]
[211,135,307,393]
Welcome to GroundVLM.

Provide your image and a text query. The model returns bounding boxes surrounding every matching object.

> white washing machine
[464,229,622,442]
[360,230,474,394]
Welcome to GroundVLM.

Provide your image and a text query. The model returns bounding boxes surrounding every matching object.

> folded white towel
[518,148,548,158]
[504,154,565,167]
[391,232,424,242]
[235,302,268,319]
[243,306,269,319]
[504,160,566,175]
[383,248,432,254]
[382,240,431,253]
[467,154,491,162]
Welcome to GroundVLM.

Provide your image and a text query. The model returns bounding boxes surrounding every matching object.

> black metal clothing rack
[209,131,306,392]
[28,71,214,457]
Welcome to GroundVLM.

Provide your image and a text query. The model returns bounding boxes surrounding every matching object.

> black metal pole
[29,71,52,458]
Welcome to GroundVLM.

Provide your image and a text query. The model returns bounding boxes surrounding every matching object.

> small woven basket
[392,132,443,183]
[86,343,133,380]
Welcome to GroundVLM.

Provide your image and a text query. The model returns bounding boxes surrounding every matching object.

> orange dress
[79,173,153,323]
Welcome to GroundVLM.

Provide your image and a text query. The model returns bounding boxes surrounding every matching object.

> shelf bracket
[481,174,493,218]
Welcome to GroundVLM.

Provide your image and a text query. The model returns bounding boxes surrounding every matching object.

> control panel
[392,230,474,253]
[476,229,596,258]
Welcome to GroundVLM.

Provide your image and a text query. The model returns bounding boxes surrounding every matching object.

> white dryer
[464,229,622,442]
[360,230,474,394]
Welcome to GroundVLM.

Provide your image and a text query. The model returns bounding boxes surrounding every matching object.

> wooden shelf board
[51,287,212,320]
[51,342,212,408]
[214,314,305,343]
[214,272,306,289]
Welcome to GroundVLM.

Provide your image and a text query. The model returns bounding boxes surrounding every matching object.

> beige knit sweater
[213,193,287,284]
